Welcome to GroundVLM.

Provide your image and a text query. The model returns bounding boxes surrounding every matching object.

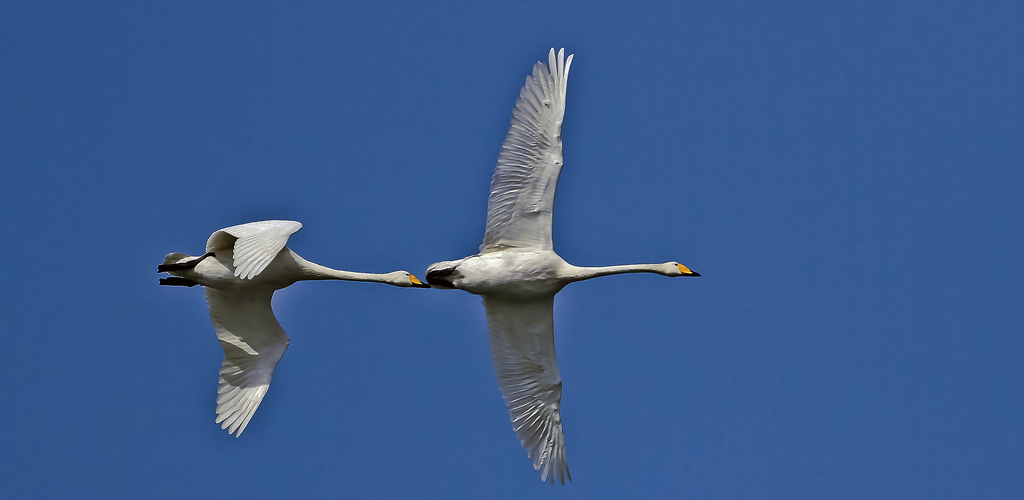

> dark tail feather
[159,277,200,287]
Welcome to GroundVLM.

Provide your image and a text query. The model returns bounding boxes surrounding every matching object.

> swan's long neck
[293,254,396,284]
[564,263,671,282]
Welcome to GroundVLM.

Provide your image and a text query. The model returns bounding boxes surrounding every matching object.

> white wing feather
[483,296,571,484]
[482,48,574,252]
[205,220,302,280]
[204,287,290,437]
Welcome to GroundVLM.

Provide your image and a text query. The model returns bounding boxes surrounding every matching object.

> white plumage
[206,287,288,436]
[426,49,700,484]
[209,220,302,280]
[483,48,572,252]
[160,220,429,437]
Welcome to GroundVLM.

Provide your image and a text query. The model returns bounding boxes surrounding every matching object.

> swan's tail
[158,251,214,273]
[162,252,189,264]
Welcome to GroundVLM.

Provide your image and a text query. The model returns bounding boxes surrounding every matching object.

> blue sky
[2,1,1022,498]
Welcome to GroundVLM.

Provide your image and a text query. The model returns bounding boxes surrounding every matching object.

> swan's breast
[456,250,567,298]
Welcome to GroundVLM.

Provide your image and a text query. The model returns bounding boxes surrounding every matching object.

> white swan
[425,49,700,484]
[159,220,429,437]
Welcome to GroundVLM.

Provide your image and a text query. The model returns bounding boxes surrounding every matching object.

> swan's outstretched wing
[204,287,290,437]
[206,220,303,280]
[483,296,570,484]
[482,48,574,252]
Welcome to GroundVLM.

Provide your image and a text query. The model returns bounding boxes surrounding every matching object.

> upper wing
[206,220,303,280]
[481,48,574,252]
[204,287,290,437]
[483,296,570,484]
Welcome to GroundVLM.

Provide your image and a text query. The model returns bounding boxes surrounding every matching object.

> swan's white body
[426,49,699,484]
[160,220,427,437]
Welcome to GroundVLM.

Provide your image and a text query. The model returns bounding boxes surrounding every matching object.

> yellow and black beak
[677,264,701,277]
[408,274,431,288]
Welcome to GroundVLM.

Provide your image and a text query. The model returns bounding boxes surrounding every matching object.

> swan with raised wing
[159,220,429,437]
[425,49,700,484]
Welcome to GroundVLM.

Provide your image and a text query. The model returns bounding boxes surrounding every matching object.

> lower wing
[204,287,290,437]
[483,295,571,484]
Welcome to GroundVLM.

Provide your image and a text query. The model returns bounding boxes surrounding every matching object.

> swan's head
[666,262,701,277]
[387,271,431,288]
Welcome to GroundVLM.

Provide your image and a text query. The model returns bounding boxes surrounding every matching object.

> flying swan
[159,220,429,437]
[425,49,700,484]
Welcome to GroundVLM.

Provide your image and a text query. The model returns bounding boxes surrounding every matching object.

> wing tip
[544,47,573,75]
[538,457,571,485]
[217,402,257,437]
